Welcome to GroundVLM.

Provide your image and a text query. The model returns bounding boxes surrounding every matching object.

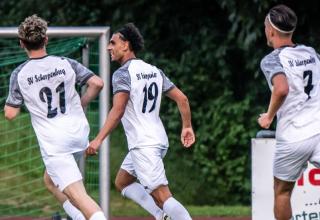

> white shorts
[121,147,168,193]
[274,133,320,182]
[43,151,84,191]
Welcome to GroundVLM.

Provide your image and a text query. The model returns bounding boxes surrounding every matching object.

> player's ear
[19,40,25,49]
[270,26,277,37]
[271,29,275,37]
[123,40,130,52]
[44,36,48,46]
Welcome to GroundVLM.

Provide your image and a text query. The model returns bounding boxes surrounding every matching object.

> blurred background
[1,0,320,218]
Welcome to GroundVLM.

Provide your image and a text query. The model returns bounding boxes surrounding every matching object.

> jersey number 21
[39,82,66,118]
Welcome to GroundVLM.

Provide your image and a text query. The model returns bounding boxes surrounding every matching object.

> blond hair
[18,14,48,50]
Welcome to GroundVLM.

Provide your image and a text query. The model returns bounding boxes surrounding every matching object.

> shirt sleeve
[5,69,23,107]
[260,51,285,87]
[159,69,175,93]
[112,68,131,94]
[65,57,94,86]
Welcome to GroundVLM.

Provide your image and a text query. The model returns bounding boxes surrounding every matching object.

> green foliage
[1,0,320,206]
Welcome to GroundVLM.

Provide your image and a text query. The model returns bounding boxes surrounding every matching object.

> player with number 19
[87,23,195,220]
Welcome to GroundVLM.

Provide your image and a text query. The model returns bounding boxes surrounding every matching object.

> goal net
[0,27,110,219]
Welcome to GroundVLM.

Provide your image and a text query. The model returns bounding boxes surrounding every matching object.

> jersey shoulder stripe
[260,48,285,87]
[5,60,30,107]
[112,60,131,94]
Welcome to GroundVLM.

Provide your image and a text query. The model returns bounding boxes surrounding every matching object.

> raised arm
[166,87,195,147]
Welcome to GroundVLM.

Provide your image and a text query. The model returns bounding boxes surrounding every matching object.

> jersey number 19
[142,82,158,113]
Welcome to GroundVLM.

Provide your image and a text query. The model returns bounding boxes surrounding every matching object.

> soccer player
[86,23,195,220]
[258,5,320,220]
[4,15,107,220]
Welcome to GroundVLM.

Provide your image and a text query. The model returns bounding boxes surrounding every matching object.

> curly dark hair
[18,14,48,50]
[116,23,144,54]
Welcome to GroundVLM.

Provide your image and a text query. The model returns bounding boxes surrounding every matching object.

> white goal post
[0,27,111,218]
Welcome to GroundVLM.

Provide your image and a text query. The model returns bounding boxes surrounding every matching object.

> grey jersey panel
[112,61,131,94]
[64,57,94,86]
[5,61,29,107]
[159,69,175,92]
[260,48,285,88]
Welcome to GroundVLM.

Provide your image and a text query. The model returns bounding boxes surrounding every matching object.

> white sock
[122,182,163,219]
[163,197,192,220]
[63,200,85,220]
[89,211,107,220]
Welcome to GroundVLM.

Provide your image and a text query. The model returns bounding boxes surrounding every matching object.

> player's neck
[26,48,48,59]
[273,39,294,49]
[120,53,136,65]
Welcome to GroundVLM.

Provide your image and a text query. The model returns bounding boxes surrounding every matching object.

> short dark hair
[268,5,297,33]
[116,23,144,53]
[18,14,48,50]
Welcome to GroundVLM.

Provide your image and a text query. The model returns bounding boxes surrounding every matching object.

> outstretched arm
[166,87,195,148]
[258,73,288,128]
[86,92,129,155]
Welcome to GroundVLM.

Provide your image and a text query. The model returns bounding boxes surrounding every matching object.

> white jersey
[261,45,320,143]
[112,59,175,150]
[6,55,94,157]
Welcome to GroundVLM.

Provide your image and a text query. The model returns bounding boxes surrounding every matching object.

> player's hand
[86,139,102,156]
[258,113,273,129]
[181,127,195,148]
